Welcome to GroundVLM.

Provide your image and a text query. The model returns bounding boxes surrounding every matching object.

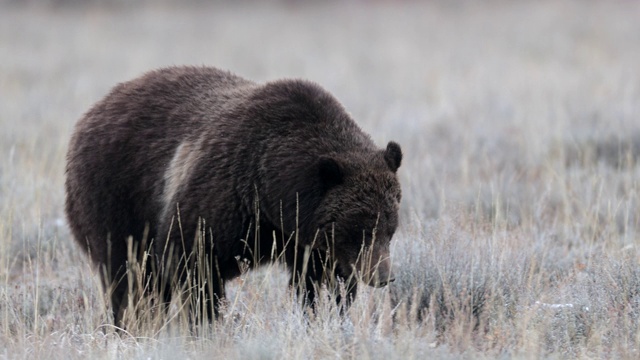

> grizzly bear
[65,66,402,326]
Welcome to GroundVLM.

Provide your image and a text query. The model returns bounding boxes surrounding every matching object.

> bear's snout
[356,246,395,288]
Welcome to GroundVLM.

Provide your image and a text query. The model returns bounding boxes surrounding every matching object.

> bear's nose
[375,276,395,288]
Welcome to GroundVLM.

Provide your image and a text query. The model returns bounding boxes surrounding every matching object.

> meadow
[1,1,640,358]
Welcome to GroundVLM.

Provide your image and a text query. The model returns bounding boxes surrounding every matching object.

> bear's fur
[65,66,402,325]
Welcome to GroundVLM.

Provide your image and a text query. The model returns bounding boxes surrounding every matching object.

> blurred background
[3,0,638,220]
[1,1,640,357]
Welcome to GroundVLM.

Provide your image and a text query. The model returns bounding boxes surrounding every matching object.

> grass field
[2,0,640,358]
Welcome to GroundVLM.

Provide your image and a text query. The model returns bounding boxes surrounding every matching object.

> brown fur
[65,66,403,325]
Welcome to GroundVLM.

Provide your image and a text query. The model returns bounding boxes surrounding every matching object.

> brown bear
[65,66,402,326]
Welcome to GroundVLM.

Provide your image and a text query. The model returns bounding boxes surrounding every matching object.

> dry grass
[2,0,640,358]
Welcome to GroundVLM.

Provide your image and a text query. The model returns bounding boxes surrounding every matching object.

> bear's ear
[318,157,344,188]
[384,141,402,172]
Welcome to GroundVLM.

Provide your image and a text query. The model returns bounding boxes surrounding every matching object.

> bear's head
[314,141,402,287]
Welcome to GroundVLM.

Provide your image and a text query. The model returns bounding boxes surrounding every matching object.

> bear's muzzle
[356,246,395,288]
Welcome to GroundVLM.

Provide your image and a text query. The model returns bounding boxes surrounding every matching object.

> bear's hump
[248,79,348,124]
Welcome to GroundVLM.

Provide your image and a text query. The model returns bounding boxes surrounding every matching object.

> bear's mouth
[351,246,395,288]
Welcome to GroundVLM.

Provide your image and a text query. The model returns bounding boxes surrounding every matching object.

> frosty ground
[1,1,640,358]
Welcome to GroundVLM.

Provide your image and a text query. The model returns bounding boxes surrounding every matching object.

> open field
[2,0,640,358]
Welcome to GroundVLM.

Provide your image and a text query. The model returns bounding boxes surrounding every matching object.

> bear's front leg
[292,248,324,308]
[288,247,357,313]
[334,271,358,314]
